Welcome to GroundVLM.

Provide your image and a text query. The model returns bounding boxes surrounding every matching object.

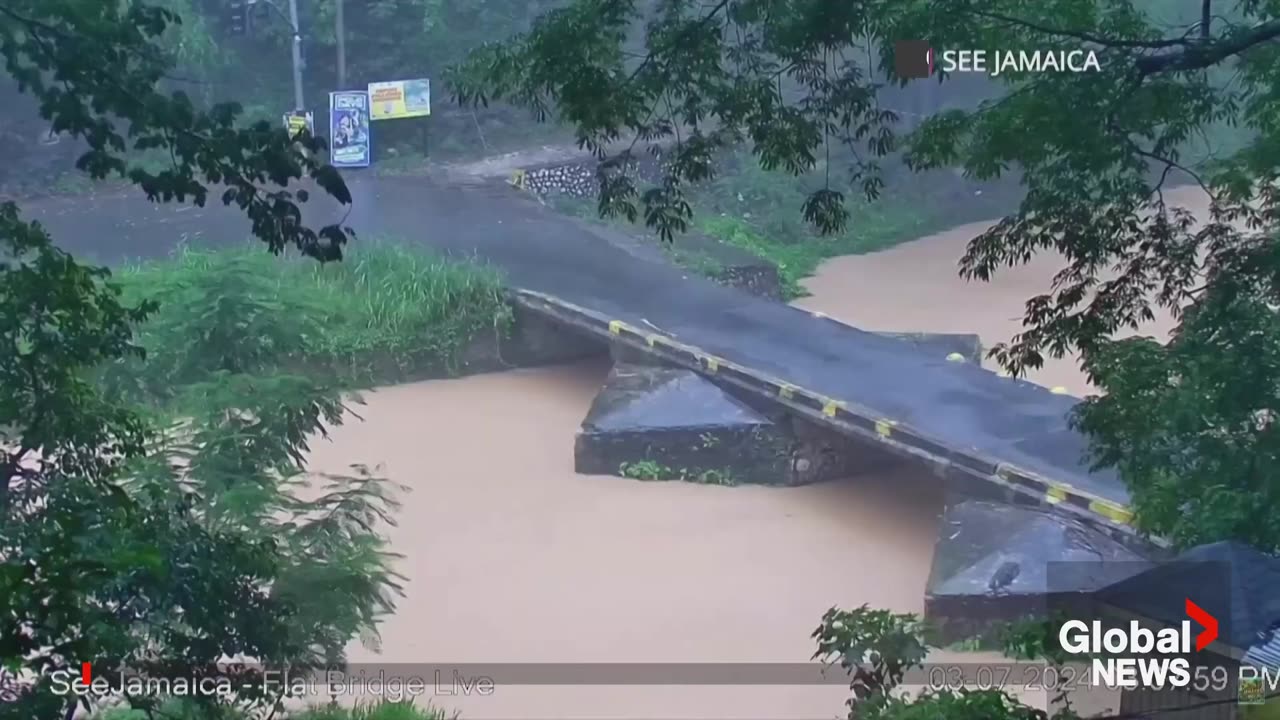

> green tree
[0,2,403,719]
[0,0,351,260]
[301,0,556,84]
[449,0,1280,550]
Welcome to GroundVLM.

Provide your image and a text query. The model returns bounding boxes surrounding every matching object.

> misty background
[0,0,1244,197]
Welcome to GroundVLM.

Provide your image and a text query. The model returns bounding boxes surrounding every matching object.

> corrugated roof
[1244,628,1280,671]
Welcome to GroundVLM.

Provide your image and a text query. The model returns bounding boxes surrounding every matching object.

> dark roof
[1097,541,1280,650]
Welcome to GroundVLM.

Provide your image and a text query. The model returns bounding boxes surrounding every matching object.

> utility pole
[287,0,305,110]
[335,0,347,89]
[248,0,305,110]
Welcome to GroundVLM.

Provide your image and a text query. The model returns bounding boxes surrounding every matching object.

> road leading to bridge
[27,171,1131,529]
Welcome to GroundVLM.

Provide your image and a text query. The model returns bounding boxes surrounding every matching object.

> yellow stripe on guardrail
[608,320,623,335]
[777,384,796,400]
[646,334,659,348]
[995,463,1134,528]
[875,419,896,438]
[703,356,719,373]
[1089,500,1134,525]
[822,399,844,417]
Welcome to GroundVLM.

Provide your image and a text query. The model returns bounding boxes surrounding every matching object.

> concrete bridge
[508,287,1134,541]
[33,168,1136,541]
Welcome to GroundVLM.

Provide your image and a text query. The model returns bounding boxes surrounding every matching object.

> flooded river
[306,188,1205,719]
[794,186,1202,397]
[309,360,942,719]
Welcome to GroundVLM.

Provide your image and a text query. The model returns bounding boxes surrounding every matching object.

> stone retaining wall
[518,148,671,197]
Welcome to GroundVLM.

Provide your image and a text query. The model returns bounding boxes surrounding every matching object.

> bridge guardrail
[510,289,1137,537]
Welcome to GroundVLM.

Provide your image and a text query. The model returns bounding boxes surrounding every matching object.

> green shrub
[60,241,424,720]
[98,240,513,404]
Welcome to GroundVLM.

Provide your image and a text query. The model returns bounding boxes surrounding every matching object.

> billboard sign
[367,79,431,120]
[329,91,371,168]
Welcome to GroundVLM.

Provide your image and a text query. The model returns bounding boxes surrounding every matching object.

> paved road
[27,171,1127,507]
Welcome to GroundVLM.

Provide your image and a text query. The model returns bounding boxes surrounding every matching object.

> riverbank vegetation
[0,2,518,716]
[2,220,399,719]
[99,241,511,406]
[549,150,1009,299]
[5,232,508,719]
[686,155,1012,298]
[5,228,502,720]
[78,242,504,720]
[684,176,927,299]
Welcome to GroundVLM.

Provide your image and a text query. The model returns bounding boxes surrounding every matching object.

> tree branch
[0,0,350,261]
[1131,143,1212,201]
[623,0,732,87]
[963,9,1192,49]
[0,444,33,515]
[962,6,1280,78]
[0,2,62,37]
[1137,20,1280,75]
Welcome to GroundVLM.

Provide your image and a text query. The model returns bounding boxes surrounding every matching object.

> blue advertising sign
[329,91,371,168]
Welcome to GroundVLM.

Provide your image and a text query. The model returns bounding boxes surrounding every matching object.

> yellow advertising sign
[282,111,314,137]
[367,79,431,120]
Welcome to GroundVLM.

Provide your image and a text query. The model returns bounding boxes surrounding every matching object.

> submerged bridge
[36,169,1134,539]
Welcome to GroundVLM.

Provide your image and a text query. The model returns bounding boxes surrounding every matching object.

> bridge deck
[513,289,1132,531]
[36,172,1132,532]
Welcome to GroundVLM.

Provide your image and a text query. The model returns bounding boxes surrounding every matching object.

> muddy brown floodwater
[794,186,1204,397]
[306,187,1206,719]
[307,360,940,719]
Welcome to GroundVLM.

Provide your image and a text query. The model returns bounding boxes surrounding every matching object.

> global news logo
[1059,598,1218,689]
[1058,597,1280,703]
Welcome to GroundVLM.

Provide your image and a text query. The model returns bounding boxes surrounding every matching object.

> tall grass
[102,240,512,402]
[296,241,511,364]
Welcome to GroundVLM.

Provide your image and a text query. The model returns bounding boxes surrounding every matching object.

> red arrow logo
[1186,598,1218,651]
